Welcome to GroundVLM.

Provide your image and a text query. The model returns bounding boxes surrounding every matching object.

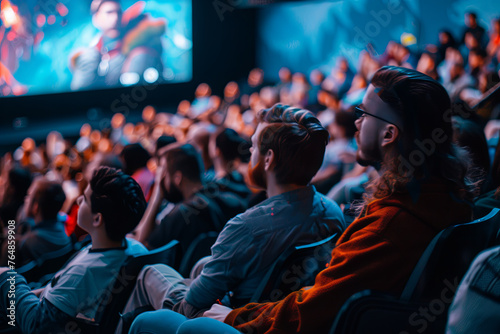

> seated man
[131,66,476,333]
[122,104,346,332]
[209,127,252,207]
[133,143,246,258]
[0,178,70,267]
[0,167,147,333]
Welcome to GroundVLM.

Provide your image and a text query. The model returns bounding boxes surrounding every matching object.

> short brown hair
[256,104,329,186]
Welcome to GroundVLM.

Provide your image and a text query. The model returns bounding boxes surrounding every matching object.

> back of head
[7,166,33,202]
[33,180,66,221]
[90,167,146,242]
[370,66,475,199]
[120,143,151,175]
[163,143,204,183]
[334,109,358,139]
[452,116,490,176]
[155,136,177,156]
[257,104,330,186]
[215,128,247,163]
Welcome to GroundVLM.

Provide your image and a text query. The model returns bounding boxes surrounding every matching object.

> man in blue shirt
[123,104,346,333]
[0,167,148,333]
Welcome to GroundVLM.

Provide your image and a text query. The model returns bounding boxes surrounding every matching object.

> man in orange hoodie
[129,66,476,334]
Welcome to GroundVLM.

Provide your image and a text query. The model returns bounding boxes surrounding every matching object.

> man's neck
[90,233,123,250]
[181,181,204,200]
[266,175,305,198]
[213,159,231,179]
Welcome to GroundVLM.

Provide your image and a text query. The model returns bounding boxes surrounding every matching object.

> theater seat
[178,231,219,277]
[73,239,180,334]
[330,208,500,334]
[401,208,500,301]
[17,242,76,286]
[329,290,445,334]
[249,232,339,304]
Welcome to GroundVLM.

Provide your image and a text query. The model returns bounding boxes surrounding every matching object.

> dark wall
[0,0,257,152]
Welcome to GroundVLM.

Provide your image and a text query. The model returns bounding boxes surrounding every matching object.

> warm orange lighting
[123,123,134,137]
[22,137,35,151]
[0,0,20,28]
[80,123,91,137]
[142,105,156,122]
[111,113,125,129]
[90,130,102,143]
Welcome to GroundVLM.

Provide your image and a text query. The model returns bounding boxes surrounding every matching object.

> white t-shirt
[41,238,147,320]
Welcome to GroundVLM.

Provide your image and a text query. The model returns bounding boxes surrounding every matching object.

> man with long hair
[137,66,476,333]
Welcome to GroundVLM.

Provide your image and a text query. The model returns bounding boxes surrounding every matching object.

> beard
[248,159,267,190]
[355,132,382,169]
[162,179,184,204]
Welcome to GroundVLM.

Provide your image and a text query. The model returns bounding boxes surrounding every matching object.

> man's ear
[381,124,400,148]
[92,213,103,228]
[173,170,183,187]
[264,149,275,171]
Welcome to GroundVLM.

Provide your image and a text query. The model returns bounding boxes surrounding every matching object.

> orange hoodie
[224,184,472,333]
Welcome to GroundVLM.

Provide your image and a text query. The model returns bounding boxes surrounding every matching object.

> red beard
[248,159,267,190]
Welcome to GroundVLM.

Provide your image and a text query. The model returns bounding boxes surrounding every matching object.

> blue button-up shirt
[185,185,346,311]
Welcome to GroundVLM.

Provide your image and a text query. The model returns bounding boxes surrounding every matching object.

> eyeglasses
[354,106,400,130]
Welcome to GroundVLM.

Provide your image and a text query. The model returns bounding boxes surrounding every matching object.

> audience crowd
[0,11,500,334]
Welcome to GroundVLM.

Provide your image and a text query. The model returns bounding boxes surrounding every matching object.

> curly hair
[256,103,330,186]
[90,166,146,242]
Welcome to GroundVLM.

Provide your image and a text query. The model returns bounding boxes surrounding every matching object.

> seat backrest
[178,231,219,277]
[402,208,500,301]
[250,233,339,303]
[329,290,447,334]
[17,242,75,284]
[94,240,180,333]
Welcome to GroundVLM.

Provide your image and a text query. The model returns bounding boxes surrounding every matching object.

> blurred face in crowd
[439,32,449,45]
[249,69,264,87]
[195,83,211,98]
[494,20,500,34]
[468,53,484,69]
[224,81,239,99]
[465,32,479,50]
[310,70,324,86]
[445,48,463,63]
[465,13,477,28]
[338,58,349,72]
[93,1,122,36]
[159,157,184,204]
[24,178,41,218]
[248,123,268,190]
[279,67,291,83]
